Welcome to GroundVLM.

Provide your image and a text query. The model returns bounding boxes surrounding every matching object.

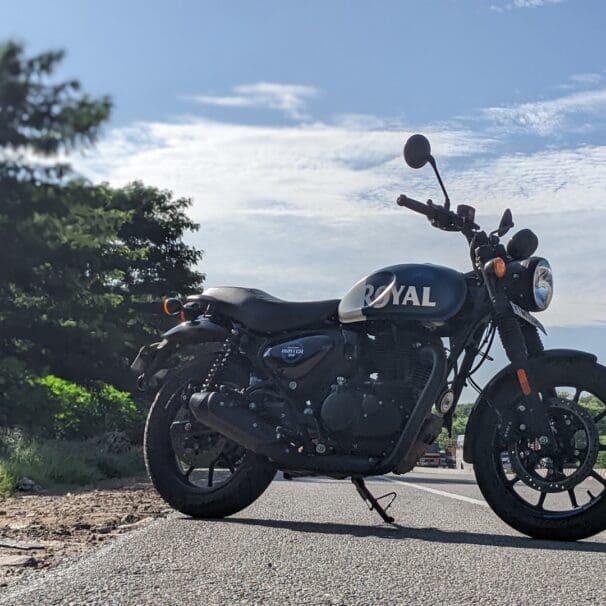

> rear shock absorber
[203,331,238,390]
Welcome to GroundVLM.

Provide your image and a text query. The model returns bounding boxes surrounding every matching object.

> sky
[3,0,606,358]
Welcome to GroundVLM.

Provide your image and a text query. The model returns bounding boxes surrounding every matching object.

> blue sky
[3,0,606,339]
[4,1,605,134]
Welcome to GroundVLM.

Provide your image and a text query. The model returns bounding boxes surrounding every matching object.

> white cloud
[558,72,604,92]
[71,81,606,329]
[78,117,489,222]
[483,87,606,135]
[186,82,319,120]
[491,0,565,11]
[569,72,603,86]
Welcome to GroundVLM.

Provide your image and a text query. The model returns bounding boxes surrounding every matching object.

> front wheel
[473,355,606,541]
[144,358,276,518]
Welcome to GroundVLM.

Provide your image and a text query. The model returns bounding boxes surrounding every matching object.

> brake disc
[508,398,600,493]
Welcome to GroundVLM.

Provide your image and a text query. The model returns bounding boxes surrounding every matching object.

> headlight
[505,257,553,312]
[532,259,553,311]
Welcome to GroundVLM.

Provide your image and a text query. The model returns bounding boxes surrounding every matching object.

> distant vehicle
[419,453,441,467]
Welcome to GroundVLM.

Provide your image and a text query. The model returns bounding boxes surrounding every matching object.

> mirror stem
[428,156,450,210]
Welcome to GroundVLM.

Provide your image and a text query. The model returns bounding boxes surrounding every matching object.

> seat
[196,287,339,333]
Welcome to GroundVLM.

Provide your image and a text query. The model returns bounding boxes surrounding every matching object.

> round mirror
[404,134,432,169]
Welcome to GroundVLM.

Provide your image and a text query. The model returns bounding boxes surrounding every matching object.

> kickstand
[351,477,396,524]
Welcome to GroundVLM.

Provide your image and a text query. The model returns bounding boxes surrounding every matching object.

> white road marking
[383,476,488,507]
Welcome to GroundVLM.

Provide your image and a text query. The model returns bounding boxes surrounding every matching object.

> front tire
[473,355,606,541]
[144,359,276,518]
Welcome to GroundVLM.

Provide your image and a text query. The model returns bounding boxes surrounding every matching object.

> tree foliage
[0,41,204,434]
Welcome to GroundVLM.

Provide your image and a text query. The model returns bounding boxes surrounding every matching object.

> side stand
[351,477,396,524]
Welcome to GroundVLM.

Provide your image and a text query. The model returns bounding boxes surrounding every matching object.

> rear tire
[144,359,276,518]
[473,355,606,541]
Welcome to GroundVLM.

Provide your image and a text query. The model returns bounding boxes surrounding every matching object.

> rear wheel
[473,356,606,541]
[144,358,276,518]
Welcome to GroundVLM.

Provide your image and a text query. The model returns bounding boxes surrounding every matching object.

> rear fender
[131,317,229,390]
[162,316,230,345]
[462,349,597,463]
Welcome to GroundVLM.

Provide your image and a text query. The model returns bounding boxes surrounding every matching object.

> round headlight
[505,256,553,312]
[532,259,553,310]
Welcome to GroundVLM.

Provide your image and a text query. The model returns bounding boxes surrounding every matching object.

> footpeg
[352,477,397,524]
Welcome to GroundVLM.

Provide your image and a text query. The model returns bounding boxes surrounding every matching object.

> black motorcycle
[132,134,606,541]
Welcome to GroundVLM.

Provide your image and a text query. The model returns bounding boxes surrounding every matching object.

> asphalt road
[2,470,606,606]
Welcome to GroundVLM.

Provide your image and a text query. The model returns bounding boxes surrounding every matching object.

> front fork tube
[485,275,556,445]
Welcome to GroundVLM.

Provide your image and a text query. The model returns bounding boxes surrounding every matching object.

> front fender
[462,348,597,464]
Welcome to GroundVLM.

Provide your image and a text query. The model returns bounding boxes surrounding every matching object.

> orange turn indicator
[516,368,532,396]
[162,298,183,316]
[494,257,507,279]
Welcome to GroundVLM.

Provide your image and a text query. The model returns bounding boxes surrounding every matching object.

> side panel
[462,349,598,463]
[262,334,334,379]
[339,264,467,324]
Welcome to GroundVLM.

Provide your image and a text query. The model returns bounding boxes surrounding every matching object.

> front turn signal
[494,257,507,278]
[485,257,507,279]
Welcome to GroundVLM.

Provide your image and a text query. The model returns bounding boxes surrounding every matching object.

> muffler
[189,390,279,454]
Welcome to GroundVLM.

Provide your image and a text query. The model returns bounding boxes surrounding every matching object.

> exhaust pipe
[189,343,446,476]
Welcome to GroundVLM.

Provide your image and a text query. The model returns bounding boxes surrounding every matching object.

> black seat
[196,287,339,333]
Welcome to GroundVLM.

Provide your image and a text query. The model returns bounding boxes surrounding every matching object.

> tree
[0,42,203,432]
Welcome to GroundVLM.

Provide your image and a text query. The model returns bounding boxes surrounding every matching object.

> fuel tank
[338,263,467,324]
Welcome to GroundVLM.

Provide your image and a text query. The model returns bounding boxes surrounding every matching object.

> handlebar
[396,194,432,217]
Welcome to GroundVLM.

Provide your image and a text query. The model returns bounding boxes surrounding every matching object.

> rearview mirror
[496,208,514,237]
[404,134,432,169]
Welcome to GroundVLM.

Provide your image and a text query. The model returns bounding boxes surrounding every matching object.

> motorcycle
[132,134,606,541]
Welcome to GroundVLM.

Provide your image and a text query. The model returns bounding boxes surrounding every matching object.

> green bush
[1,364,145,442]
[36,375,144,441]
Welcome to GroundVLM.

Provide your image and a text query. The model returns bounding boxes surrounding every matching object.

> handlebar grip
[396,194,431,217]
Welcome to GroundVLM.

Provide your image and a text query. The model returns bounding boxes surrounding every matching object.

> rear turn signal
[162,297,183,316]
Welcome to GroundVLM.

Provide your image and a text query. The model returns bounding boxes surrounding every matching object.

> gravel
[0,477,170,588]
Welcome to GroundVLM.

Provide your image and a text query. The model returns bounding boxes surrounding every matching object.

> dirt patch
[0,477,170,588]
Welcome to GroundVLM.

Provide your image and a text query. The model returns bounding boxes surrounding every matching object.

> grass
[0,430,145,497]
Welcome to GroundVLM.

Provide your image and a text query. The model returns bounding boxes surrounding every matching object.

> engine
[319,327,436,455]
[260,326,438,457]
